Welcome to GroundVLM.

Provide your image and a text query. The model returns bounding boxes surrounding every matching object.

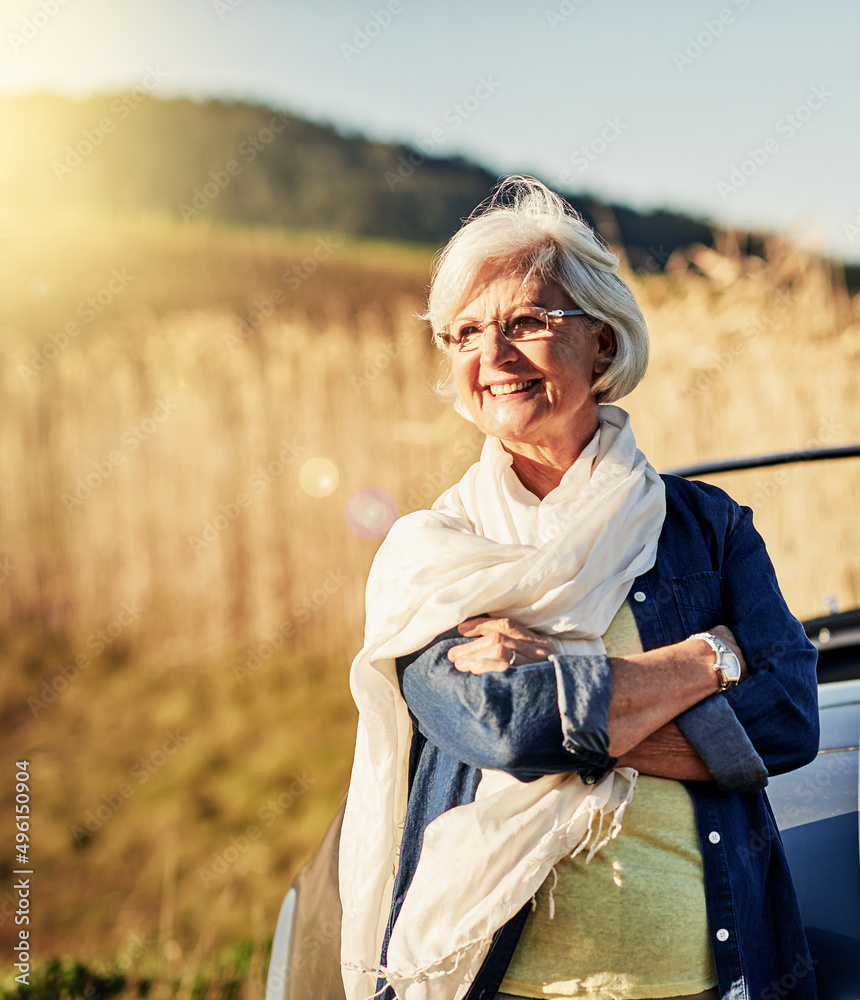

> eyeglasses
[439,307,586,352]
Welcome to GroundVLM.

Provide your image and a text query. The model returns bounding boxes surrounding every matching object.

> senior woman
[339,177,819,1000]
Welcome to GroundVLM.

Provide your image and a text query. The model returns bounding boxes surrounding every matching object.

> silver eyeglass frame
[439,308,587,351]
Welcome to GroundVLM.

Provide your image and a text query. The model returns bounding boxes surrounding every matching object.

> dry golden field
[1,208,859,998]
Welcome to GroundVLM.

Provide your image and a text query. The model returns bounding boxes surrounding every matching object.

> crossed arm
[449,617,747,781]
[398,618,750,786]
[399,503,819,792]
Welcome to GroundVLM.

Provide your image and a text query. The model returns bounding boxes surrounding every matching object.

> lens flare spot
[345,488,399,540]
[299,457,339,498]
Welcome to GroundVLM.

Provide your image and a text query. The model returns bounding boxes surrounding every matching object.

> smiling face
[448,266,615,472]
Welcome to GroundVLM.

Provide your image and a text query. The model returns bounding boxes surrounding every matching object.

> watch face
[722,650,742,683]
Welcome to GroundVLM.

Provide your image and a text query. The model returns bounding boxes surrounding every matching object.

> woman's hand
[447,617,556,674]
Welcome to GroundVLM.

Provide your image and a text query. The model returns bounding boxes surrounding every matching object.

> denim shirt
[377,475,820,1000]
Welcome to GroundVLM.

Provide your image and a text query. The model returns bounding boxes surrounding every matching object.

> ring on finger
[509,648,517,666]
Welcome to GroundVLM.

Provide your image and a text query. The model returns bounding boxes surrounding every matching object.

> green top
[499,601,718,999]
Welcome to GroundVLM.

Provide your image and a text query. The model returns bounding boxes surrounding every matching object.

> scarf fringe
[343,937,483,996]
[524,769,636,921]
[363,771,639,995]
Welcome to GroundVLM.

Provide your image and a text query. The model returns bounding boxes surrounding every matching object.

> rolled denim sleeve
[675,498,818,791]
[396,631,616,782]
[676,696,769,794]
[719,508,819,775]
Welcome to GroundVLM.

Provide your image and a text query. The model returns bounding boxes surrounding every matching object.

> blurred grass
[1,209,860,995]
[0,940,269,1000]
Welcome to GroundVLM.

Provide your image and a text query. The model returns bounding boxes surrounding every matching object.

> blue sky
[2,0,858,260]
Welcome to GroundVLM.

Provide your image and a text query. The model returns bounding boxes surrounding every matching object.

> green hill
[0,92,715,262]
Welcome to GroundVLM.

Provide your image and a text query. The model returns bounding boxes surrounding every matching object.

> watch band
[690,631,741,692]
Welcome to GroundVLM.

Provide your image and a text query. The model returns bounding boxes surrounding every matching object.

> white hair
[425,176,649,417]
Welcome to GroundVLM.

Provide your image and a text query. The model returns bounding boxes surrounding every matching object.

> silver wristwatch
[691,631,742,692]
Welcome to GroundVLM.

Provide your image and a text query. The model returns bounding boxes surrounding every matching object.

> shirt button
[716,928,730,942]
[632,591,646,603]
[708,831,721,844]
[583,775,596,784]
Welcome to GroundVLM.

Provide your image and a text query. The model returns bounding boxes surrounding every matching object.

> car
[265,445,860,1000]
[766,680,860,997]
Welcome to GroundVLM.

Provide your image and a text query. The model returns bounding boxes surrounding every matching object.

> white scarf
[339,405,666,1000]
